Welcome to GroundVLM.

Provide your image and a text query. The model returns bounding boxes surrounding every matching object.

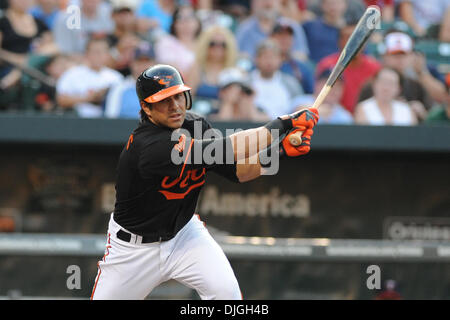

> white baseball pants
[91,213,242,300]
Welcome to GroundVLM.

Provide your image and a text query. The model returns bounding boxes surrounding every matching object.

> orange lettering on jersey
[191,168,206,181]
[161,175,181,189]
[179,170,191,188]
[159,168,206,200]
[126,134,134,150]
[159,181,205,200]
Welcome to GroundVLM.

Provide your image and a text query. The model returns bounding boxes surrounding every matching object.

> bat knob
[288,132,303,147]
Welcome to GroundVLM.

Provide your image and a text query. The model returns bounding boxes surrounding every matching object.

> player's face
[145,92,187,129]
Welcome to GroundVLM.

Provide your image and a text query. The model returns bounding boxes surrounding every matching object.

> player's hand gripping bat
[288,5,381,147]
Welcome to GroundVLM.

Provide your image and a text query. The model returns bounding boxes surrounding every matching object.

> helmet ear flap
[184,90,192,110]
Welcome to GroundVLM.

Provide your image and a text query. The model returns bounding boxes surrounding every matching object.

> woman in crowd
[154,4,201,77]
[0,0,58,108]
[189,25,238,100]
[354,67,418,126]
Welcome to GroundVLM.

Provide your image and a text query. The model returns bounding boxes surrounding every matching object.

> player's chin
[166,114,185,128]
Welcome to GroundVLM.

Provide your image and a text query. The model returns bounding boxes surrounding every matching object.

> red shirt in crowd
[316,52,382,113]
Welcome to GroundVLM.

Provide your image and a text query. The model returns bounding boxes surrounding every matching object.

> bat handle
[288,131,303,146]
[288,85,331,147]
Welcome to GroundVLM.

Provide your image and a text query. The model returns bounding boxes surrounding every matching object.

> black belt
[116,229,174,244]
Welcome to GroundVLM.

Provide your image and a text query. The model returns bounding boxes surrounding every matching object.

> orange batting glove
[280,107,319,157]
[288,107,319,129]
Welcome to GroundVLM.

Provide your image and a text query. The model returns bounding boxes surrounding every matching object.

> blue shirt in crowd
[280,59,315,94]
[29,5,59,29]
[136,0,172,33]
[104,77,141,119]
[236,16,309,59]
[302,19,340,63]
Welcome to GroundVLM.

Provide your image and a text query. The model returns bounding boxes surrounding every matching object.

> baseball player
[91,64,319,300]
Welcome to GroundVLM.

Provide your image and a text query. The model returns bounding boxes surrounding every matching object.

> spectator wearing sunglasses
[189,25,239,104]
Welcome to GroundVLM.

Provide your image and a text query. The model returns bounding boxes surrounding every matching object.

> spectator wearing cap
[316,23,382,114]
[235,0,309,61]
[108,0,139,47]
[209,67,270,122]
[249,40,303,119]
[271,18,315,94]
[384,30,447,105]
[354,67,418,126]
[105,43,156,118]
[291,68,353,125]
[53,0,115,55]
[359,30,445,121]
[188,25,239,102]
[108,0,141,77]
[302,0,347,63]
[398,0,450,41]
[56,37,123,117]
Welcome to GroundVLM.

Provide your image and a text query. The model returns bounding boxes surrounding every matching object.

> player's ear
[140,101,153,122]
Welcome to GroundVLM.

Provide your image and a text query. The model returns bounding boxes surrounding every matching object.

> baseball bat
[289,5,381,146]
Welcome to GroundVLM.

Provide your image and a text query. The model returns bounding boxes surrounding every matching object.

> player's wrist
[263,118,292,136]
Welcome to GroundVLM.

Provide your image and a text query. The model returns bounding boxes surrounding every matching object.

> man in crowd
[271,17,315,94]
[249,40,303,119]
[56,37,123,117]
[316,23,382,114]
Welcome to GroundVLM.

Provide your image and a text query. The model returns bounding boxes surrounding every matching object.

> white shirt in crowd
[57,65,123,118]
[358,97,416,126]
[250,70,301,119]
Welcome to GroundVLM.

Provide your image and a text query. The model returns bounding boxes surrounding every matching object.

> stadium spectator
[209,67,270,122]
[108,0,138,47]
[0,0,58,108]
[316,23,382,113]
[271,17,315,94]
[24,53,73,112]
[359,30,442,120]
[189,25,238,101]
[235,0,309,61]
[105,42,156,119]
[291,67,353,125]
[56,37,123,117]
[425,86,450,125]
[302,0,347,63]
[136,0,175,36]
[398,0,450,41]
[220,0,251,25]
[154,4,201,77]
[308,0,365,25]
[53,0,114,55]
[354,67,418,126]
[279,0,303,22]
[249,40,303,119]
[108,0,140,77]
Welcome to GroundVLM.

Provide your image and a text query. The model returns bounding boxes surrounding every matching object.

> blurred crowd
[0,0,449,125]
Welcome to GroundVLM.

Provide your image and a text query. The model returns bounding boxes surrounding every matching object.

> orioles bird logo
[155,75,173,86]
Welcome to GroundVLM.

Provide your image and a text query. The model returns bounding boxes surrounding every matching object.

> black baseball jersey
[113,112,238,239]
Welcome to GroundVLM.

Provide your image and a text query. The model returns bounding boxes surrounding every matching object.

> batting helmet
[136,64,192,109]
